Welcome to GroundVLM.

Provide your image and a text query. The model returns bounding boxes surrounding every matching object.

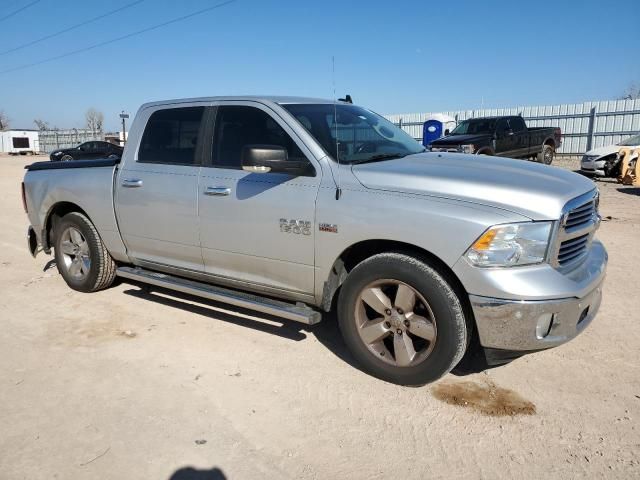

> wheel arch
[475,147,494,155]
[320,239,472,318]
[543,137,556,149]
[42,201,91,252]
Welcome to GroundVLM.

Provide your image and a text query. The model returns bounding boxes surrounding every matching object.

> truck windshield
[450,119,497,135]
[282,103,425,164]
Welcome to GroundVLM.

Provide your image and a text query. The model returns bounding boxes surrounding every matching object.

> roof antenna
[332,56,342,200]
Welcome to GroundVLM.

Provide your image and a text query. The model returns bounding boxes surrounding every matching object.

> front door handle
[204,187,231,196]
[122,178,143,188]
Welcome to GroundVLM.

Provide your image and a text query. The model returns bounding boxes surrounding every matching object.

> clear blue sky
[1,0,639,131]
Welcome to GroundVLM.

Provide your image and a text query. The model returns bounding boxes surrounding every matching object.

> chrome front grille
[430,146,460,153]
[564,199,596,231]
[558,233,590,266]
[553,191,600,270]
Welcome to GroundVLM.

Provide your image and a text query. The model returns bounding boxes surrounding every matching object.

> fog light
[535,313,554,339]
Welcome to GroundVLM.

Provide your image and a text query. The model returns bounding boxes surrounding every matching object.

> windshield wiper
[350,153,410,165]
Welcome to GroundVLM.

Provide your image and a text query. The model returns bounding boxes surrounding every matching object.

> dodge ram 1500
[23,96,606,385]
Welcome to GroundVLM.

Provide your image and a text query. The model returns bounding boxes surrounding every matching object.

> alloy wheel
[354,279,437,367]
[59,227,91,280]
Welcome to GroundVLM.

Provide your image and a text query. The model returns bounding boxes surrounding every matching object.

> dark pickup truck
[428,116,562,164]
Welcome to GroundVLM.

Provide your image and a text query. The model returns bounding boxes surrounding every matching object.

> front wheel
[537,145,554,165]
[54,212,117,292]
[337,253,468,386]
[60,154,73,161]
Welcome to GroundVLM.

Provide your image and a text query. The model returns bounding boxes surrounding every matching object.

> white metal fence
[38,129,104,153]
[385,99,640,156]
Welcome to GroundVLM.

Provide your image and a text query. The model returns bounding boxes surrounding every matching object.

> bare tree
[619,82,640,100]
[34,119,50,131]
[0,111,9,131]
[85,107,104,133]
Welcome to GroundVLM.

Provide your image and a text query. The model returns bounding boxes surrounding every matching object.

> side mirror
[241,145,310,176]
[444,129,450,136]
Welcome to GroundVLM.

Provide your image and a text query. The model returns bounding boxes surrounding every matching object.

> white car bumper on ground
[580,155,606,176]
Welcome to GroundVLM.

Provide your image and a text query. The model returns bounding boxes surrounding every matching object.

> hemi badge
[319,223,338,233]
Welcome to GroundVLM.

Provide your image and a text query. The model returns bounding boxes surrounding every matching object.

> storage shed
[0,130,40,154]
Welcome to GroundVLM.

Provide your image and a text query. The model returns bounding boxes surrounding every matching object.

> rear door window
[139,107,205,165]
[95,142,109,153]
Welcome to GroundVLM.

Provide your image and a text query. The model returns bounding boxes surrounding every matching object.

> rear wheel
[337,253,468,386]
[53,212,117,292]
[537,145,554,165]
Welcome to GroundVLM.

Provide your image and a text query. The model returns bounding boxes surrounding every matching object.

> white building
[0,130,40,155]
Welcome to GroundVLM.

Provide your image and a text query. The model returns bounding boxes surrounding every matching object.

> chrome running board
[116,266,322,325]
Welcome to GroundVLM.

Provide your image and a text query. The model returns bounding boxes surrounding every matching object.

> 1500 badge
[280,219,312,235]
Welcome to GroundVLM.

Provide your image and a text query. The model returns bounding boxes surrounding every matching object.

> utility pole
[119,111,129,146]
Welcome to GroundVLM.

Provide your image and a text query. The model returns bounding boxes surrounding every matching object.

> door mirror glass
[241,145,311,176]
[242,145,289,173]
[444,129,450,136]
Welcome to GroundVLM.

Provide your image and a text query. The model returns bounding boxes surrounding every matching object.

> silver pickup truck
[22,96,607,385]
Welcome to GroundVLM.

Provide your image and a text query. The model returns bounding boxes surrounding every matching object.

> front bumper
[580,157,605,176]
[470,279,603,352]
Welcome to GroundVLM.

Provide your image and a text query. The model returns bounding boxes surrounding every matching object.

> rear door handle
[204,187,231,196]
[122,178,143,188]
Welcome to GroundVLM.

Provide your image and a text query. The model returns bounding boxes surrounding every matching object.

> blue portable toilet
[422,114,456,147]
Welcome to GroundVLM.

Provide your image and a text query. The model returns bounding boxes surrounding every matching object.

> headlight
[465,222,552,267]
[459,144,475,154]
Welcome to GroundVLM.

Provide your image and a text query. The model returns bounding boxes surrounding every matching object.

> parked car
[22,96,606,386]
[428,115,562,164]
[49,141,123,162]
[580,133,640,177]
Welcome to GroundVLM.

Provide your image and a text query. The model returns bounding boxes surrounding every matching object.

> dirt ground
[0,154,638,479]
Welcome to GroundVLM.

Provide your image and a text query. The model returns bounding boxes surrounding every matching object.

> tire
[537,145,554,165]
[61,154,73,161]
[337,252,468,386]
[53,212,117,293]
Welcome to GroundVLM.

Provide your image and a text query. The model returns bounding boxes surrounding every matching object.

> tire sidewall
[338,253,467,386]
[539,145,554,165]
[54,214,101,292]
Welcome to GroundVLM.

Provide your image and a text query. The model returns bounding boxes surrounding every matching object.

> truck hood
[429,134,491,146]
[351,152,595,220]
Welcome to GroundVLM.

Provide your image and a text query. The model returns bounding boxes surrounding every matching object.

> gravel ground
[0,154,638,479]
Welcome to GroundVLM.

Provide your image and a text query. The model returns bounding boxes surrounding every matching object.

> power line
[0,0,42,23]
[0,0,147,57]
[0,0,237,75]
